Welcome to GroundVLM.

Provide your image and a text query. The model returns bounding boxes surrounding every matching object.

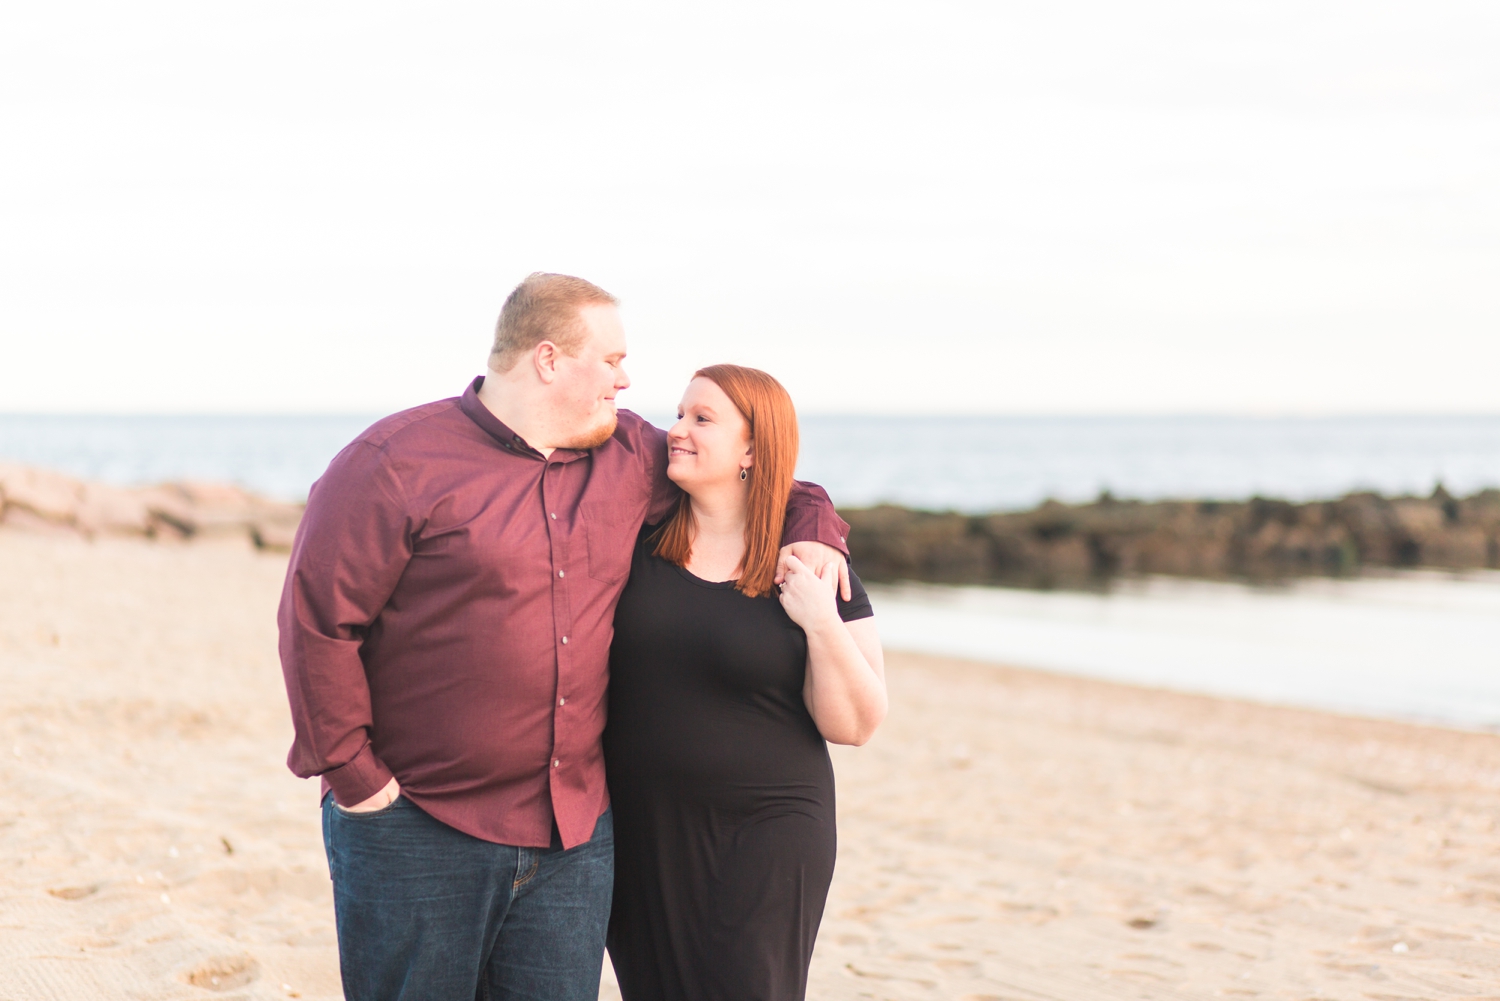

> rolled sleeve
[320,741,394,807]
[783,480,850,554]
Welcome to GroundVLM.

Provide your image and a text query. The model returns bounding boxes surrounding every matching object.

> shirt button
[561,636,569,644]
[552,759,560,768]
[558,697,566,706]
[550,512,556,519]
[558,570,565,578]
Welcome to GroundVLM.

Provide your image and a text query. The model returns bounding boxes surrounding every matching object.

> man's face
[553,303,630,449]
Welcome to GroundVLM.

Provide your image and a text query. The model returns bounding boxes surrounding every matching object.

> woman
[604,364,886,1001]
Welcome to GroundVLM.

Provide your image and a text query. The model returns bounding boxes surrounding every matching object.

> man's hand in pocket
[342,777,401,813]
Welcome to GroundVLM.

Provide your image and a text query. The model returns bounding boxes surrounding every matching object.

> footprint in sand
[47,885,98,900]
[183,954,259,991]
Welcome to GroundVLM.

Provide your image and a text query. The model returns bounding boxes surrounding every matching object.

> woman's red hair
[652,364,799,597]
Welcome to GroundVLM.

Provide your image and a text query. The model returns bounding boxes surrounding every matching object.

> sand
[3,531,1499,1000]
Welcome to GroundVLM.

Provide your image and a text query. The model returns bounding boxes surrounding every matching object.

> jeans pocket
[333,794,404,819]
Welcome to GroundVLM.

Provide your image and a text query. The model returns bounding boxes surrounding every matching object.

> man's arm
[779,481,853,601]
[782,481,849,554]
[278,441,414,808]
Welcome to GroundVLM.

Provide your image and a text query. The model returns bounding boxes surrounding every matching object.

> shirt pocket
[580,501,638,584]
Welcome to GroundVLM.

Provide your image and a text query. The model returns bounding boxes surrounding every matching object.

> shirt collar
[459,376,585,461]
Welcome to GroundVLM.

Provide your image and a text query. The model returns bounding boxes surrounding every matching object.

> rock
[135,486,198,538]
[837,506,985,583]
[1391,500,1445,538]
[166,482,258,537]
[0,464,305,548]
[1423,528,1490,568]
[75,483,154,536]
[249,506,303,552]
[0,463,83,525]
[0,505,81,536]
[843,488,1500,588]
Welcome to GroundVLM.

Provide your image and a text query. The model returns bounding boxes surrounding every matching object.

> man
[278,273,851,1001]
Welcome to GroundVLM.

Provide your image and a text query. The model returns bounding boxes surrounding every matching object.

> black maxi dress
[603,529,874,1001]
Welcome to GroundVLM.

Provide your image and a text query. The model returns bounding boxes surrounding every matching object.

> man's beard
[559,410,618,451]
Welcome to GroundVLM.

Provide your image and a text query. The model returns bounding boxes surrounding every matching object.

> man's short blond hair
[489,273,619,372]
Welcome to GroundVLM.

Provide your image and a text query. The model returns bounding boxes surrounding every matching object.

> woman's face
[666,377,751,492]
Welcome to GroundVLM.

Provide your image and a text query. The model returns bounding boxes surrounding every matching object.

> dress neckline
[668,560,740,591]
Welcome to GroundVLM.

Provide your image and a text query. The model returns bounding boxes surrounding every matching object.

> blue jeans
[322,795,613,1001]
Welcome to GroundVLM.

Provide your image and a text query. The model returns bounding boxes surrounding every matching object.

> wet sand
[3,531,1499,999]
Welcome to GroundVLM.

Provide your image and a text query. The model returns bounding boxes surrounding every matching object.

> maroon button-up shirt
[278,377,850,849]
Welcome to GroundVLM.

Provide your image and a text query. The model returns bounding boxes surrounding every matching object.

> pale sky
[1,2,1496,415]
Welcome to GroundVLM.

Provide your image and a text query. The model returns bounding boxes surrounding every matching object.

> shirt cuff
[323,742,395,807]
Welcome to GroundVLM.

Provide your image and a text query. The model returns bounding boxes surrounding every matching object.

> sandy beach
[4,530,1500,1000]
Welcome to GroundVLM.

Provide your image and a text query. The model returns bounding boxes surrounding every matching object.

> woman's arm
[778,555,887,746]
[802,616,886,745]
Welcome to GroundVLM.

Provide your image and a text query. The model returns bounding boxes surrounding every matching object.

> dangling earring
[740,468,748,481]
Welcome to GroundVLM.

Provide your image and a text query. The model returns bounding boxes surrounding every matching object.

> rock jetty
[842,487,1500,587]
[8,461,1498,584]
[0,463,303,551]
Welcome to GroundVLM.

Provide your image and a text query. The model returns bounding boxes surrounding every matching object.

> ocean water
[793,414,1500,512]
[0,414,379,501]
[869,573,1500,731]
[3,412,1499,509]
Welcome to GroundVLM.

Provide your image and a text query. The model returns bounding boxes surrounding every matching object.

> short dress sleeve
[836,566,875,622]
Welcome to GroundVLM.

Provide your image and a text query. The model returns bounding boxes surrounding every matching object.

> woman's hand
[777,554,843,632]
[775,541,852,601]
